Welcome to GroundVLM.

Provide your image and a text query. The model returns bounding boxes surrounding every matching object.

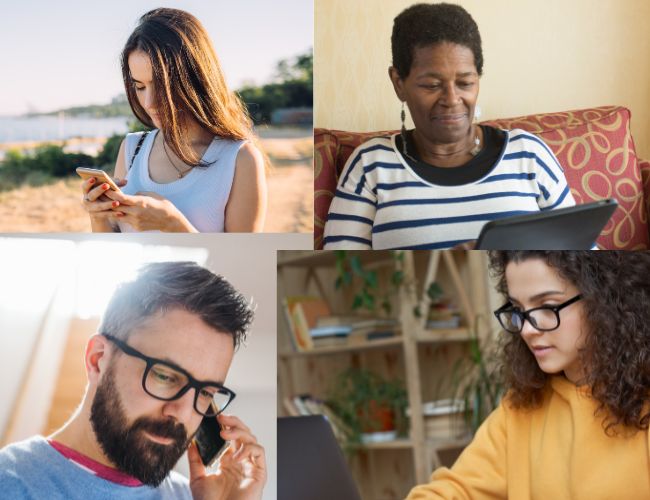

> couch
[314,105,650,249]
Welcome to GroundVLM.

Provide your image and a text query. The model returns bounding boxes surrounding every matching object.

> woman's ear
[85,334,111,385]
[388,66,406,102]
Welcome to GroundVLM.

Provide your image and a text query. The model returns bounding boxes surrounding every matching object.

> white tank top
[118,130,245,232]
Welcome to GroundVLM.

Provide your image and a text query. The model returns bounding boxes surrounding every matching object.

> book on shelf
[316,316,398,331]
[282,296,331,351]
[427,303,461,330]
[315,316,399,346]
[425,318,461,329]
[283,397,300,417]
[288,394,350,443]
[310,325,353,337]
[410,399,469,440]
[312,334,350,348]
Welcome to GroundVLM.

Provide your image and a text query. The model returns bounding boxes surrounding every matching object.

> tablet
[278,416,362,500]
[475,199,618,250]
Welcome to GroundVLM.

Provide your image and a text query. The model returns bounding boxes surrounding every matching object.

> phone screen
[194,411,227,467]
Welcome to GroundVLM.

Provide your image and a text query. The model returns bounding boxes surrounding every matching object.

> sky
[0,0,313,116]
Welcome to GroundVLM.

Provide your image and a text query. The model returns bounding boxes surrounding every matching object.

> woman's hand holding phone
[81,177,127,216]
[188,414,266,500]
[80,175,128,232]
[103,190,198,232]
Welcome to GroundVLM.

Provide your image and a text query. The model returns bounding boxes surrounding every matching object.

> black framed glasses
[103,334,235,417]
[493,294,582,334]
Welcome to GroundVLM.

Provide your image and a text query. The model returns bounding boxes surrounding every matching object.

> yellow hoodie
[407,376,650,499]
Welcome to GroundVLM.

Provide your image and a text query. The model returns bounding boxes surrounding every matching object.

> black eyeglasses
[494,294,582,334]
[103,334,235,417]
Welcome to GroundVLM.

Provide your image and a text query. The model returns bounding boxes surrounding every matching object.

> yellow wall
[315,0,650,160]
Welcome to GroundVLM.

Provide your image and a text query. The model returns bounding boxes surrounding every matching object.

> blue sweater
[0,436,192,499]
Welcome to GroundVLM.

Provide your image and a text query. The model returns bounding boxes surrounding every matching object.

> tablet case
[475,199,618,250]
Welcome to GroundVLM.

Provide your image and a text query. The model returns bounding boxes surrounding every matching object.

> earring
[469,103,482,156]
[400,101,411,159]
[473,104,482,122]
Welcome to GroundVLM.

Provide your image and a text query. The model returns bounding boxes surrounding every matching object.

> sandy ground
[0,133,313,233]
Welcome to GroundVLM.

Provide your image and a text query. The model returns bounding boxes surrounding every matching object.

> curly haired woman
[81,8,266,232]
[408,251,650,499]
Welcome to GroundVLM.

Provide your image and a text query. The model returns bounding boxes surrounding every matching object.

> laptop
[475,198,618,250]
[278,415,362,500]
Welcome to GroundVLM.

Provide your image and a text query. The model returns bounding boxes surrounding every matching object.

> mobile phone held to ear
[194,407,227,467]
[76,167,122,192]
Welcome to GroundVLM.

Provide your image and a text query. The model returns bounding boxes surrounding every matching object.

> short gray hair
[98,261,253,349]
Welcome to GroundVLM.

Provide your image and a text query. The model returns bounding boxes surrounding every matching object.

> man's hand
[188,414,266,500]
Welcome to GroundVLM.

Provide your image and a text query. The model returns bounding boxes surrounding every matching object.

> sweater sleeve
[406,403,508,500]
[533,140,576,211]
[323,145,377,249]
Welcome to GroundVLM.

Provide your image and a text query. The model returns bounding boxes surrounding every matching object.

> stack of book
[282,296,399,351]
[314,316,398,347]
[283,394,350,443]
[426,300,461,329]
[420,399,469,440]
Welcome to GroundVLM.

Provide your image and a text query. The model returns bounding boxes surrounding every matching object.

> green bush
[95,134,123,170]
[0,145,94,192]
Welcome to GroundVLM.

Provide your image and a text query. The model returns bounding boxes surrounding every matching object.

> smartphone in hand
[76,167,122,192]
[194,406,227,467]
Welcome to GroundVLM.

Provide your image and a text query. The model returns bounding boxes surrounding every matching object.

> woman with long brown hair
[81,8,266,232]
[408,251,650,499]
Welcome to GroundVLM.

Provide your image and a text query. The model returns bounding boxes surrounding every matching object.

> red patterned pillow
[314,129,396,249]
[483,106,648,249]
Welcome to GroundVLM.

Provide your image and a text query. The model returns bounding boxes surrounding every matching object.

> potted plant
[327,367,409,450]
[449,314,504,433]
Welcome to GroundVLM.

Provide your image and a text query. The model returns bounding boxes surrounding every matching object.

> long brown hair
[121,8,253,167]
[489,251,650,435]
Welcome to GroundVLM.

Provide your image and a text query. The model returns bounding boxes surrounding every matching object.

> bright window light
[0,238,208,320]
[75,241,208,319]
[0,238,75,315]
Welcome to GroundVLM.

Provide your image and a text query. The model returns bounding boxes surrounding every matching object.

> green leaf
[391,270,404,286]
[350,256,364,277]
[426,282,443,301]
[365,271,378,288]
[363,291,375,310]
[352,295,363,310]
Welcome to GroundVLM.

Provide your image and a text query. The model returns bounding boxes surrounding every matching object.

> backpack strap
[128,131,150,171]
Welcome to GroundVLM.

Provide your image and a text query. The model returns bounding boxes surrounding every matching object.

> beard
[90,362,191,487]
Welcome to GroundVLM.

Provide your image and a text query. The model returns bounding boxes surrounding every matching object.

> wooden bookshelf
[277,250,491,500]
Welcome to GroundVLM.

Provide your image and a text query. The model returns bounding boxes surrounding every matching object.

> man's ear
[388,66,406,102]
[85,334,111,385]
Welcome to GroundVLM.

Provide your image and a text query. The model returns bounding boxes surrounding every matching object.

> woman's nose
[440,83,460,106]
[144,89,155,110]
[520,317,542,339]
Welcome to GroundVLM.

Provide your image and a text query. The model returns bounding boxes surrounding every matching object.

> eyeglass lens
[499,307,558,332]
[145,363,230,416]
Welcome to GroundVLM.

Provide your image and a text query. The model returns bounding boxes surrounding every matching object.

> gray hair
[98,261,253,349]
